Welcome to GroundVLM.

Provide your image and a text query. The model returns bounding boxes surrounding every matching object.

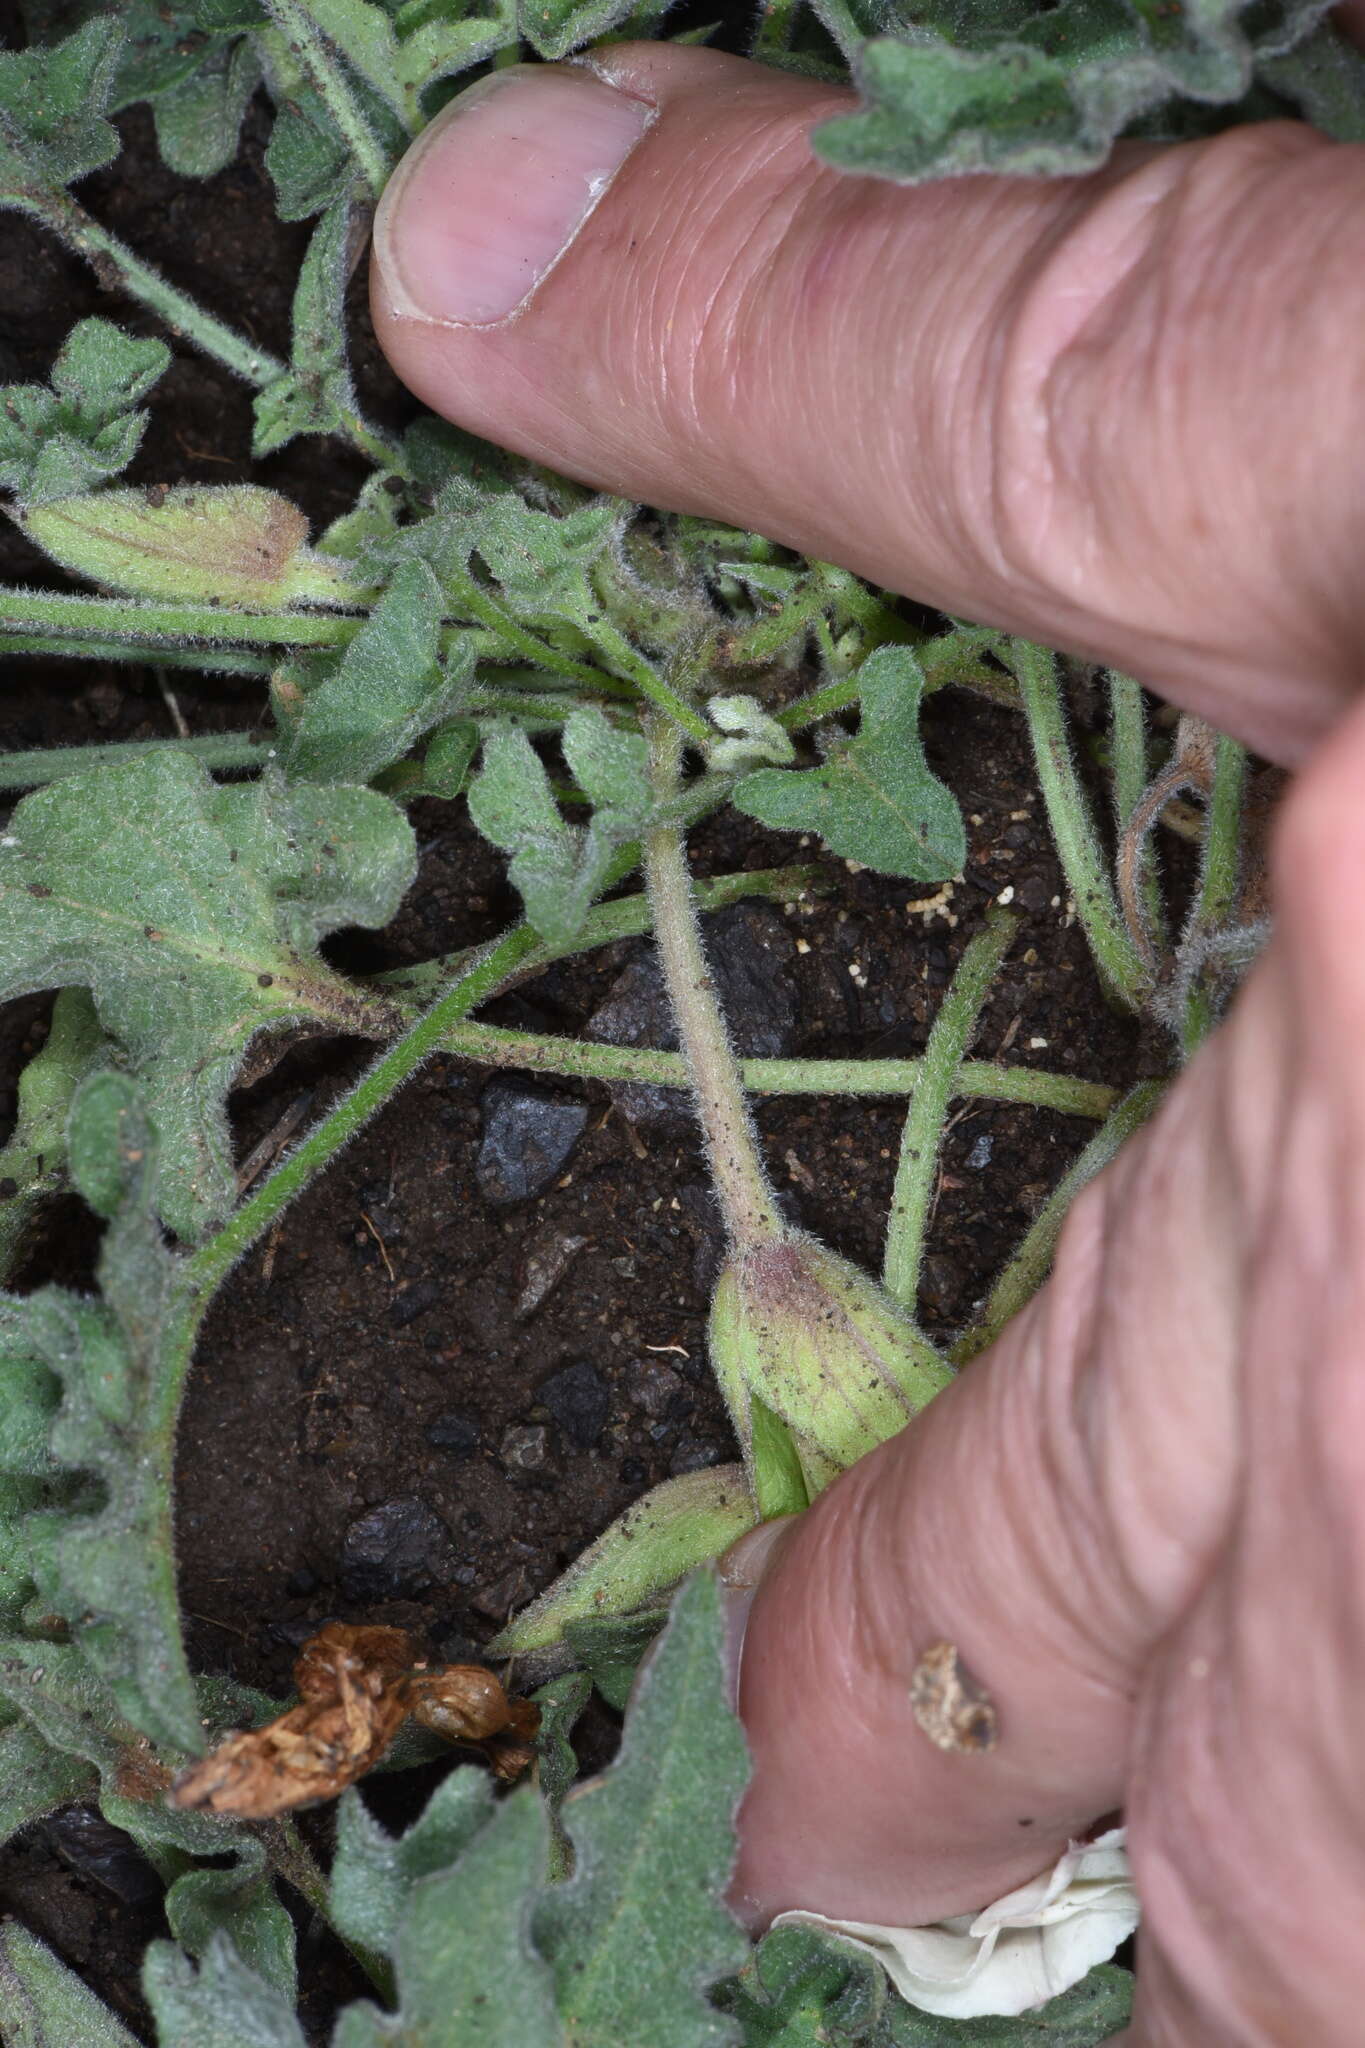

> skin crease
[371,43,1365,2043]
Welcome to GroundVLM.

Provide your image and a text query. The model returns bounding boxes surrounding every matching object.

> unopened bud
[709,1234,952,1495]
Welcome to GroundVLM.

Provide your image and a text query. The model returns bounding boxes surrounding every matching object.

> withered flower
[171,1621,538,1819]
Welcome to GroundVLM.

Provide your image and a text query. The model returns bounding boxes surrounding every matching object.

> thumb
[371,45,1365,766]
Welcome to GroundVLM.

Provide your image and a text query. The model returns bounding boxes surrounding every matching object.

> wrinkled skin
[372,35,1365,2043]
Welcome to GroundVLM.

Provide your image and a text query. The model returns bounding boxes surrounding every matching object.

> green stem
[440,1020,1116,1118]
[753,0,803,58]
[883,910,1017,1310]
[589,618,713,744]
[23,191,285,387]
[1107,672,1165,955]
[260,0,395,195]
[643,718,781,1244]
[444,565,628,694]
[1011,639,1151,1010]
[374,863,821,1005]
[0,631,274,676]
[0,586,359,650]
[0,731,271,792]
[1181,733,1247,1057]
[952,1080,1164,1362]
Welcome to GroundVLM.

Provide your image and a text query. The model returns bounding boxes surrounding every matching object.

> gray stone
[426,1409,480,1456]
[476,1081,588,1205]
[501,1422,549,1472]
[626,1359,685,1419]
[339,1496,456,1602]
[539,1359,610,1448]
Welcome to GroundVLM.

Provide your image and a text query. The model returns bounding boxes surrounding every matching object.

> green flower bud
[709,1234,953,1497]
[23,485,368,608]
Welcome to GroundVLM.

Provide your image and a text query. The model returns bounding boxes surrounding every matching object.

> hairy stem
[440,1020,1116,1117]
[0,586,361,650]
[883,910,1017,1310]
[1108,672,1166,960]
[1012,639,1151,1010]
[643,717,781,1245]
[261,0,395,194]
[952,1080,1165,1363]
[1181,732,1247,1056]
[0,731,272,792]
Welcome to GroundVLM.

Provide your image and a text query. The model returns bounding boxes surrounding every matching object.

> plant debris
[171,1622,538,1818]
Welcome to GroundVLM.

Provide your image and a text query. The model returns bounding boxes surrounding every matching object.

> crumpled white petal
[772,1827,1138,2019]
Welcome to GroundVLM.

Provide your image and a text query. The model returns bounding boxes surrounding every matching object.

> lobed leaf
[811,0,1332,182]
[734,646,965,880]
[253,193,362,455]
[0,319,170,507]
[534,1571,750,2047]
[152,34,264,178]
[143,1933,309,2048]
[0,16,123,198]
[0,753,415,1238]
[330,1766,495,1960]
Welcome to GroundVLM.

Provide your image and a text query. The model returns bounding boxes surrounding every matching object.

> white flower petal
[772,1827,1138,2019]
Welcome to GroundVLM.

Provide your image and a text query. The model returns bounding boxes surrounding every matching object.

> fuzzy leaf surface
[812,0,1331,181]
[734,647,964,880]
[468,713,649,945]
[277,560,472,783]
[0,988,105,1285]
[253,194,360,454]
[0,17,123,196]
[0,319,170,505]
[152,33,263,177]
[562,1610,668,1710]
[0,1715,97,1844]
[0,1922,140,2048]
[338,1788,564,2047]
[0,754,414,1237]
[0,1080,201,1751]
[143,1934,309,2048]
[534,1571,750,2046]
[330,1767,495,1960]
[519,0,668,60]
[534,1668,592,1878]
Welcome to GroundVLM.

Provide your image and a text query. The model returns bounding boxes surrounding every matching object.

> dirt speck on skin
[0,73,1145,2042]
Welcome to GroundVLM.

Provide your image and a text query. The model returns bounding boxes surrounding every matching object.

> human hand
[371,51,1365,2044]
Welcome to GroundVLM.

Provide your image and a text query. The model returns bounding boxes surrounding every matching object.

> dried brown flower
[171,1621,538,1819]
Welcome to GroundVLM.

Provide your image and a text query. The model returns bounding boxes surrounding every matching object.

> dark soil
[0,42,1148,2042]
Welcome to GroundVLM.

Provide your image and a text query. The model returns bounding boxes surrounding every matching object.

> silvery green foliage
[253,191,361,455]
[0,988,105,1284]
[0,319,171,506]
[468,708,652,945]
[734,646,967,881]
[274,560,475,783]
[144,1935,309,2048]
[0,15,123,196]
[0,754,415,1238]
[809,0,1335,181]
[0,1077,203,1752]
[324,1574,749,2047]
[0,1921,142,2048]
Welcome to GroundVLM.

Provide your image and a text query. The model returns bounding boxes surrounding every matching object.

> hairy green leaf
[0,754,414,1238]
[337,1790,563,2047]
[713,1922,888,2044]
[0,1715,97,1844]
[0,17,123,197]
[331,1767,495,1960]
[164,1863,296,2004]
[144,1933,309,2048]
[562,1609,668,1711]
[533,1667,592,1878]
[0,1080,201,1750]
[276,560,473,782]
[152,34,264,177]
[264,97,350,219]
[519,0,669,60]
[0,988,105,1285]
[488,1464,757,1660]
[253,193,362,454]
[811,0,1331,181]
[534,1571,750,2046]
[373,716,479,801]
[734,646,965,880]
[468,713,649,945]
[23,485,360,607]
[0,319,170,506]
[0,1921,141,2048]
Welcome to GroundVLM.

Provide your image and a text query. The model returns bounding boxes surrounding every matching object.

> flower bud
[708,1234,952,1496]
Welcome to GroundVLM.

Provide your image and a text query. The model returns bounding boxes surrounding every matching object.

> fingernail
[718,1518,799,1706]
[374,66,653,328]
